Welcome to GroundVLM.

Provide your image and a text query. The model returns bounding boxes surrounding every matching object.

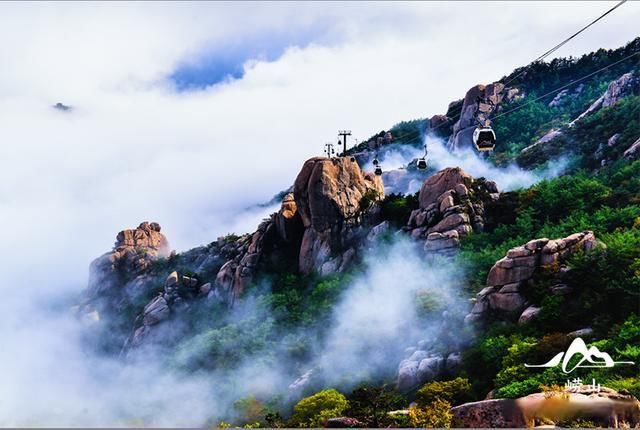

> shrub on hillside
[290,389,349,428]
[415,377,472,407]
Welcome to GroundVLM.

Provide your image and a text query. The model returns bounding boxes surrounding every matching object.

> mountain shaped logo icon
[525,337,635,373]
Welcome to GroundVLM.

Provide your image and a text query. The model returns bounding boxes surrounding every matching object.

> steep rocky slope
[294,156,384,274]
[80,156,389,354]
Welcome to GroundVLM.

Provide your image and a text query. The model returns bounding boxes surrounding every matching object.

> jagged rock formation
[274,192,303,244]
[446,83,521,151]
[83,221,170,305]
[123,270,211,351]
[447,83,504,151]
[80,156,386,353]
[294,156,384,274]
[571,71,640,125]
[466,231,597,323]
[452,386,640,428]
[214,219,274,304]
[406,167,498,255]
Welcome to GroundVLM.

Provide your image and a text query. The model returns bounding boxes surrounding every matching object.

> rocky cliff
[294,156,384,274]
[519,70,640,167]
[79,156,387,353]
[571,71,640,125]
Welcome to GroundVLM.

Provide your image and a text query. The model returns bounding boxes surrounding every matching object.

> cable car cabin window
[473,127,496,151]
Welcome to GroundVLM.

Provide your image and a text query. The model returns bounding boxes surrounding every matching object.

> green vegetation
[290,389,349,428]
[408,398,452,428]
[346,384,404,427]
[380,192,419,227]
[261,271,353,328]
[415,377,472,407]
[458,161,640,295]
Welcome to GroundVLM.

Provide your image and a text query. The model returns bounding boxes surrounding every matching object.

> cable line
[386,50,638,146]
[492,51,640,121]
[502,0,628,87]
[388,1,630,147]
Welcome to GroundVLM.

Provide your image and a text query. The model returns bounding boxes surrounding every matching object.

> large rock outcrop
[466,231,597,323]
[397,308,467,391]
[447,83,518,151]
[398,350,462,392]
[85,221,170,301]
[571,71,640,125]
[452,386,640,428]
[406,167,498,256]
[294,156,384,274]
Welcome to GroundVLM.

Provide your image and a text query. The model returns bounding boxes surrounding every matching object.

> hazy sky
[0,1,638,292]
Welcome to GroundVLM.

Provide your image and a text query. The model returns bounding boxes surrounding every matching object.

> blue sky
[169,26,326,90]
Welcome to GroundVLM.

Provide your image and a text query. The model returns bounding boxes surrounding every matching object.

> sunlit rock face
[86,221,170,300]
[293,156,384,274]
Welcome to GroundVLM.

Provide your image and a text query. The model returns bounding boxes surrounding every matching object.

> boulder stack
[407,167,498,256]
[466,231,597,323]
[124,270,212,351]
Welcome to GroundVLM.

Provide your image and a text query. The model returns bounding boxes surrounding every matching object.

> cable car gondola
[372,154,382,176]
[417,144,428,170]
[472,126,496,152]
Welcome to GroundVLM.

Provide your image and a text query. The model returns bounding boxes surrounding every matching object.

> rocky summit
[294,156,384,274]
